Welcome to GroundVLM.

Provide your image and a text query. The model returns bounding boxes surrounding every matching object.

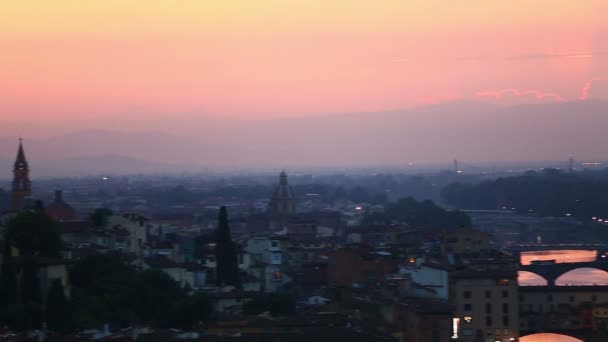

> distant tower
[268,170,297,215]
[453,159,459,174]
[568,157,575,173]
[11,138,32,211]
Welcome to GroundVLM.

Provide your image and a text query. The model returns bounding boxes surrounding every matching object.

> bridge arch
[520,333,583,342]
[518,271,549,286]
[555,267,608,286]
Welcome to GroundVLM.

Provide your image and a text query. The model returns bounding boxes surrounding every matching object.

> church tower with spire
[11,138,32,211]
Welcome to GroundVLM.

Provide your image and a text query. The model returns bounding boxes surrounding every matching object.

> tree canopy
[363,197,471,229]
[441,170,608,219]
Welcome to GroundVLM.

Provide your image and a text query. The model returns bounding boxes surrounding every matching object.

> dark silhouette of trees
[89,208,114,227]
[168,292,213,329]
[243,293,296,317]
[214,206,240,288]
[4,210,62,259]
[0,210,61,330]
[129,270,183,327]
[441,170,608,219]
[68,255,212,330]
[362,197,471,229]
[45,279,69,332]
[0,239,17,307]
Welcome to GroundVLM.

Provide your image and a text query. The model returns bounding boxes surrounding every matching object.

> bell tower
[11,138,32,211]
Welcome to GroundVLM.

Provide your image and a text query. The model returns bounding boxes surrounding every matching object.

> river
[518,250,608,286]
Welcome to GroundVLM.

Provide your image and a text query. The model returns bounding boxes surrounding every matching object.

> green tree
[129,270,183,327]
[20,257,41,304]
[69,255,135,328]
[0,239,17,307]
[214,206,240,288]
[243,293,296,317]
[45,279,70,331]
[89,208,114,228]
[168,292,213,329]
[4,210,62,259]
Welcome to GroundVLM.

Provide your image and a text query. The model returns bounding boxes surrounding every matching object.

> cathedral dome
[46,190,77,221]
[269,171,297,215]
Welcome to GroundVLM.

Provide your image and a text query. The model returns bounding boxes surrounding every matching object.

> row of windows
[461,329,512,338]
[520,294,598,302]
[463,290,509,299]
[463,303,510,314]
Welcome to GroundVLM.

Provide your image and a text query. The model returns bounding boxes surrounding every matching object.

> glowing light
[452,318,460,339]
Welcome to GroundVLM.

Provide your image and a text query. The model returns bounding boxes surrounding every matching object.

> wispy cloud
[580,78,608,100]
[506,51,600,61]
[475,89,565,102]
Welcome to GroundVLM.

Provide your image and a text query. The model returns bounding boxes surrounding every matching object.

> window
[462,329,473,336]
[503,303,509,314]
[485,291,491,299]
[547,294,553,302]
[569,295,575,302]
[486,316,493,327]
[503,316,510,326]
[485,303,492,313]
[592,295,598,302]
[538,304,544,312]
[502,290,509,298]
[464,303,472,311]
[463,291,472,299]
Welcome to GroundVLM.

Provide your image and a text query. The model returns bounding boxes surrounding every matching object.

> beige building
[107,213,149,256]
[442,227,490,256]
[519,286,608,332]
[450,261,519,342]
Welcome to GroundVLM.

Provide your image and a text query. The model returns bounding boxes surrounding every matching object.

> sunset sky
[1,1,607,138]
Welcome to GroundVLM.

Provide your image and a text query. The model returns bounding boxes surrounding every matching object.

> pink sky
[0,1,607,137]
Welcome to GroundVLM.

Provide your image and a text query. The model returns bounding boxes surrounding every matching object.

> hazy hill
[0,100,607,176]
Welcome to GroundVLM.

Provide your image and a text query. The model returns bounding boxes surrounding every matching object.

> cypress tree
[214,206,240,288]
[45,279,69,331]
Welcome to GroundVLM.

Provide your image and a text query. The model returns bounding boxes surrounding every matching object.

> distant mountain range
[0,100,607,177]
